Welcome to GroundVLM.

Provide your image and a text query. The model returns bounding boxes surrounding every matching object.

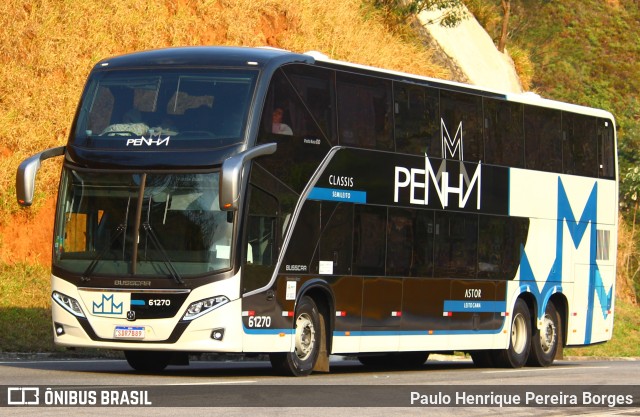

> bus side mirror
[16,146,65,207]
[219,143,277,211]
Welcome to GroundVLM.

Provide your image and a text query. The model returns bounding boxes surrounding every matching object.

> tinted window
[478,216,529,280]
[249,163,297,240]
[76,69,256,148]
[386,208,434,277]
[283,64,337,145]
[524,105,562,172]
[336,72,393,150]
[440,90,483,162]
[394,83,440,156]
[434,212,477,278]
[598,118,616,179]
[320,202,353,275]
[282,201,320,274]
[353,205,386,275]
[246,186,278,266]
[257,69,331,192]
[243,165,299,293]
[562,112,598,177]
[484,98,524,167]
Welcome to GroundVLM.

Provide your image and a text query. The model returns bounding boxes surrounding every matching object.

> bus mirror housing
[219,143,277,211]
[16,146,65,207]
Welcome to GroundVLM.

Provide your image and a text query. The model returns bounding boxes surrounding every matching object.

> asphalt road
[1,355,639,416]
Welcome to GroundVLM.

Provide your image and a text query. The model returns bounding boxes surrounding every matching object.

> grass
[565,298,640,358]
[0,263,56,352]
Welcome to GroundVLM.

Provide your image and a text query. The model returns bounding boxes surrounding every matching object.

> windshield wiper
[81,224,126,281]
[142,222,184,285]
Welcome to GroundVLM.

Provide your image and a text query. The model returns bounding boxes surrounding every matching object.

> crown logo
[93,294,123,315]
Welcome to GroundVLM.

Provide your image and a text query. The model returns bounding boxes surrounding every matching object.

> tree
[620,166,640,303]
[373,0,468,28]
[622,167,640,242]
[497,0,511,52]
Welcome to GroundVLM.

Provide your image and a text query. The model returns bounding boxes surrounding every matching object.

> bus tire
[358,352,429,369]
[357,354,388,368]
[493,299,531,368]
[269,296,320,376]
[390,351,429,369]
[124,350,171,372]
[470,350,495,368]
[527,301,560,367]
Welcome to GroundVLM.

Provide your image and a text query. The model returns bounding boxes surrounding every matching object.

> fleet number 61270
[148,299,171,306]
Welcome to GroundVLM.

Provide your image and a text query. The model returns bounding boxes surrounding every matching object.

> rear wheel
[270,296,321,376]
[492,299,531,368]
[527,301,560,367]
[124,350,172,372]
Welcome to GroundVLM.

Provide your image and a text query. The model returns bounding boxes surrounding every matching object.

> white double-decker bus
[17,47,617,376]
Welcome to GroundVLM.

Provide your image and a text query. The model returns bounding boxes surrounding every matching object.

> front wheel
[270,296,321,376]
[492,299,531,368]
[527,301,560,367]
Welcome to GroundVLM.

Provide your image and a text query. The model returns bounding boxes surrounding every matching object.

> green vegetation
[464,0,640,338]
[0,263,56,352]
[465,0,640,168]
[566,299,640,358]
[373,0,468,27]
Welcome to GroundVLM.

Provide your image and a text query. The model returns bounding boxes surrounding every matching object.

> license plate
[114,326,145,339]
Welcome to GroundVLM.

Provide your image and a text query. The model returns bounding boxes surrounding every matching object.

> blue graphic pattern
[443,300,506,313]
[92,294,123,315]
[308,187,367,203]
[518,177,613,344]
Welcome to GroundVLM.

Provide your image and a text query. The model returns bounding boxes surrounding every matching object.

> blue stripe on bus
[308,187,367,203]
[243,328,504,336]
[443,300,506,313]
[332,329,504,337]
[130,300,145,306]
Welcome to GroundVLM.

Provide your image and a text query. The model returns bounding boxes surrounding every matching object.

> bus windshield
[73,68,258,149]
[53,169,233,278]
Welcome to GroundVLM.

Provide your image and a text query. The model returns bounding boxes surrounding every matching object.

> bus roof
[94,46,614,122]
[94,46,312,70]
[304,50,615,122]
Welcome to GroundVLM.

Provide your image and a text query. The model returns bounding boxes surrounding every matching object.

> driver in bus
[272,107,293,135]
[101,108,149,136]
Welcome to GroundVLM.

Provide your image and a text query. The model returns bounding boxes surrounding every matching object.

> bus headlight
[182,296,229,321]
[52,291,85,318]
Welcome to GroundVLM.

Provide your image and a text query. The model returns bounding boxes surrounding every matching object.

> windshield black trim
[62,160,221,174]
[52,263,238,289]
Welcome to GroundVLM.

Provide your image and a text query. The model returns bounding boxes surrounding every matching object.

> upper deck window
[74,69,257,149]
